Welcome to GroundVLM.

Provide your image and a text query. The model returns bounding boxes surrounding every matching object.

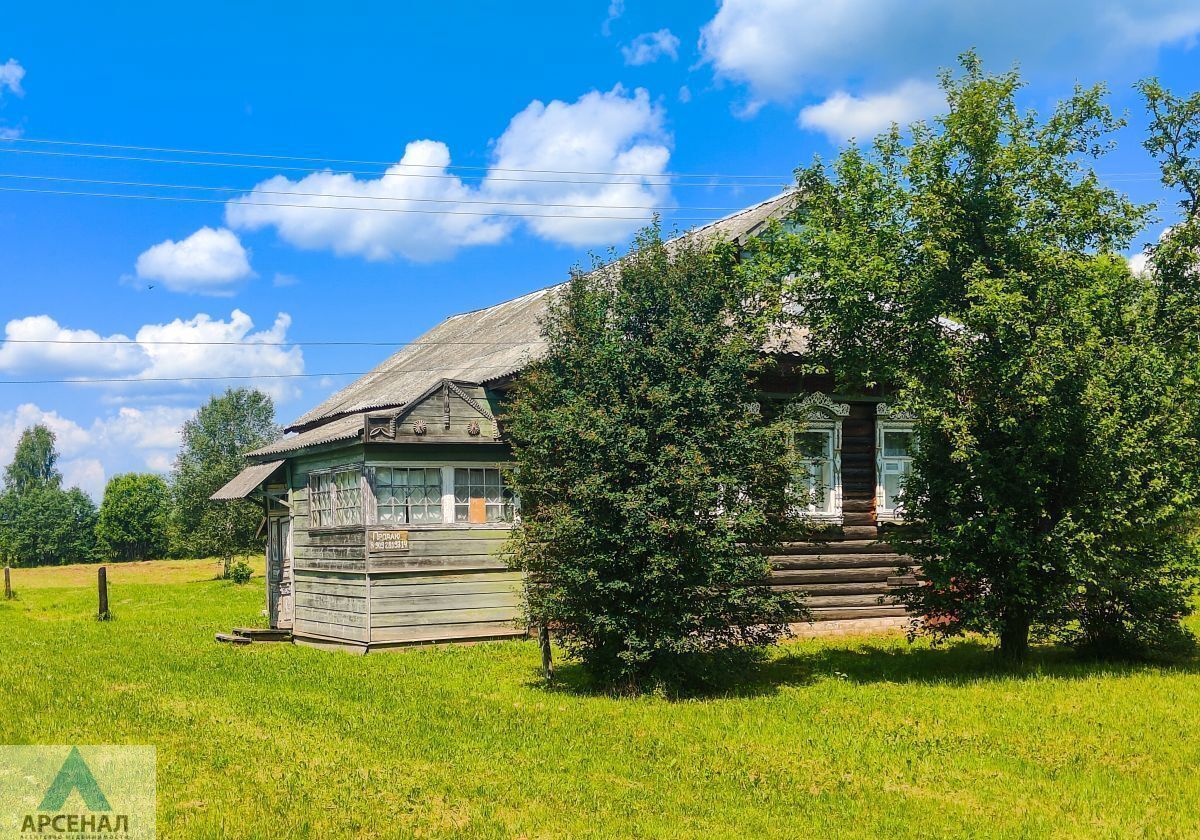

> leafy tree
[171,388,280,576]
[96,473,170,562]
[0,425,98,566]
[4,425,62,493]
[504,226,804,688]
[765,55,1200,661]
[0,484,97,566]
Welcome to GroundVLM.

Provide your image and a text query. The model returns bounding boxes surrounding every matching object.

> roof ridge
[284,191,798,432]
[441,190,795,322]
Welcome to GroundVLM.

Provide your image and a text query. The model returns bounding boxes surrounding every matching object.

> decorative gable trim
[798,392,851,418]
[877,403,917,421]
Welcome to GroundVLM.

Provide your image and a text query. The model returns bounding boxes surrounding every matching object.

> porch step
[232,627,293,642]
[215,632,252,646]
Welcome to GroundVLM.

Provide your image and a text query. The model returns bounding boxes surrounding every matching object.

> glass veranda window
[309,472,333,528]
[308,467,363,529]
[375,467,442,524]
[454,468,517,523]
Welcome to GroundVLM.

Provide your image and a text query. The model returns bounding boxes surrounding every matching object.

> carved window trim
[876,403,915,522]
[790,393,850,523]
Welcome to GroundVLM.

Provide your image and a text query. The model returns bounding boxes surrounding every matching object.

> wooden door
[266,515,294,629]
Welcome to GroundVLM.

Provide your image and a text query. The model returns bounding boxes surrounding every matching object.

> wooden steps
[216,627,294,646]
[233,627,293,642]
[215,632,252,646]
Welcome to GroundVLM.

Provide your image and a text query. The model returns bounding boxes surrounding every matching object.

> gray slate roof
[251,192,797,458]
[210,459,285,499]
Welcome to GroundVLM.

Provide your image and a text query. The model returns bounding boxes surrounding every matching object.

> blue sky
[1,0,1198,497]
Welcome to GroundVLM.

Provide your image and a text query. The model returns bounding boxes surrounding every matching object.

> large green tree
[504,226,804,687]
[4,425,62,493]
[765,56,1200,661]
[171,388,280,575]
[0,425,97,566]
[0,485,98,567]
[96,473,170,562]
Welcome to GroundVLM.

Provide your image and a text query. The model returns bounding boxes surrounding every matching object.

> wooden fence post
[3,566,10,600]
[97,566,109,620]
[538,624,553,682]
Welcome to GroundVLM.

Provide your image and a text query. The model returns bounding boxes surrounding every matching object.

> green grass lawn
[3,560,1200,839]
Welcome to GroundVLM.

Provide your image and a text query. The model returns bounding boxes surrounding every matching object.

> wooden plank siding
[367,528,524,645]
[293,569,369,643]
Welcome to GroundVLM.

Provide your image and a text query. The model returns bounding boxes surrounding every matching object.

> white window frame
[876,403,916,522]
[365,462,517,529]
[790,393,849,524]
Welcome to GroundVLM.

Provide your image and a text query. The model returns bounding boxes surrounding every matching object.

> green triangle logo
[38,747,111,812]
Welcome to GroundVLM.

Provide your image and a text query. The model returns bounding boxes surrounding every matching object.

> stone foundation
[788,615,911,638]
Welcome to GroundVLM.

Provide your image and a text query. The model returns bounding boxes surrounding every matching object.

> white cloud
[602,0,625,35]
[0,59,24,97]
[0,403,196,499]
[134,310,303,399]
[0,310,304,400]
[798,80,946,142]
[228,86,672,256]
[0,316,147,374]
[622,29,681,65]
[135,227,254,294]
[700,0,1200,115]
[481,86,671,247]
[61,459,106,499]
[226,140,510,262]
[678,86,692,104]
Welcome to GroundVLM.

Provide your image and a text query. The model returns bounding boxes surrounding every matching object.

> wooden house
[212,193,914,653]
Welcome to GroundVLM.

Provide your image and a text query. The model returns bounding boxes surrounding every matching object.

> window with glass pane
[309,472,333,528]
[376,467,443,524]
[879,426,914,513]
[454,467,517,523]
[307,467,362,528]
[792,429,834,514]
[332,467,363,526]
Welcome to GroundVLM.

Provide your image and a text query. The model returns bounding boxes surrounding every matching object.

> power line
[0,146,788,188]
[0,337,530,347]
[0,184,725,221]
[0,363,526,385]
[1,135,789,181]
[0,172,750,213]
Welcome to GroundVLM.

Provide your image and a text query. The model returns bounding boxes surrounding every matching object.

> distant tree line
[0,388,280,575]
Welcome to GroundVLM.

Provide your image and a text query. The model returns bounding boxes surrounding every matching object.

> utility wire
[0,172,749,213]
[1,135,788,181]
[0,147,788,188]
[0,363,526,385]
[0,338,531,347]
[0,184,725,221]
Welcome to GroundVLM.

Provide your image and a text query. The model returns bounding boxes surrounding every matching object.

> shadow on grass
[533,637,1200,700]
